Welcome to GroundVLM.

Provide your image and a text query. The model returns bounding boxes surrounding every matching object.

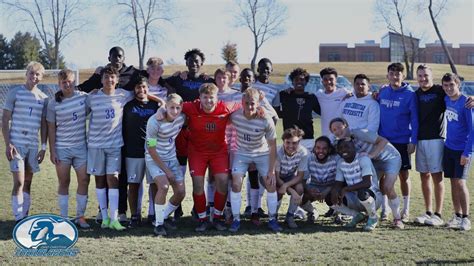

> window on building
[361,52,375,62]
[433,52,445,64]
[328,53,341,61]
[467,53,474,65]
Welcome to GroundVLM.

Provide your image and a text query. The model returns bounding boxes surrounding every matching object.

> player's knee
[295,185,304,195]
[157,182,169,192]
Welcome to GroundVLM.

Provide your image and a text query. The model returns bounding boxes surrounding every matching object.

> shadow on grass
[416,258,474,265]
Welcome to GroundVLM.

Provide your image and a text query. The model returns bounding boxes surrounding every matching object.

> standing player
[146,94,186,236]
[2,61,48,222]
[47,69,90,228]
[252,58,283,109]
[442,73,472,231]
[146,57,168,100]
[275,127,309,229]
[229,88,281,232]
[378,63,418,222]
[226,60,241,89]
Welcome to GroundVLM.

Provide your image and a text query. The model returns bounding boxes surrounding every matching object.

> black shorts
[391,143,411,171]
[443,146,467,179]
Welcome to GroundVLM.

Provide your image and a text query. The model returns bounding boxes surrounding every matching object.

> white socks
[12,195,24,221]
[287,195,299,216]
[230,191,241,221]
[388,197,401,220]
[331,205,359,217]
[250,188,259,213]
[109,189,119,221]
[267,191,278,219]
[360,197,377,219]
[258,186,265,209]
[22,192,30,217]
[58,194,69,218]
[76,194,88,218]
[96,188,108,220]
[163,202,178,218]
[402,195,410,215]
[155,204,165,226]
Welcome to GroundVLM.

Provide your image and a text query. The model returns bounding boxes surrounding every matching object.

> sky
[0,0,473,69]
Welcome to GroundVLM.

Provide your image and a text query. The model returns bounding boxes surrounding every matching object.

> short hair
[100,65,119,77]
[335,137,355,153]
[184,48,205,63]
[258,58,272,67]
[243,87,260,100]
[214,68,231,80]
[353,74,370,83]
[289,68,310,83]
[387,62,404,73]
[241,68,254,76]
[146,57,163,67]
[320,67,338,78]
[281,126,305,140]
[134,76,148,88]
[416,64,432,72]
[166,93,183,105]
[441,73,461,86]
[314,136,336,156]
[225,60,239,68]
[26,61,45,75]
[329,117,349,132]
[58,69,75,81]
[109,46,124,56]
[199,83,218,95]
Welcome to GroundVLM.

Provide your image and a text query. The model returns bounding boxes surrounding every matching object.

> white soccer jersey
[86,88,134,148]
[148,84,168,100]
[307,154,338,186]
[336,154,380,193]
[46,91,88,148]
[275,145,309,177]
[145,114,185,161]
[252,81,284,106]
[230,109,276,156]
[349,129,400,162]
[3,85,48,148]
[316,88,349,136]
[218,88,241,104]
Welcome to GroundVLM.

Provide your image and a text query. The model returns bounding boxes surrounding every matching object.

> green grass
[1,119,474,264]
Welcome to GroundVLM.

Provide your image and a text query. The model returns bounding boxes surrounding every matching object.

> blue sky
[0,0,473,69]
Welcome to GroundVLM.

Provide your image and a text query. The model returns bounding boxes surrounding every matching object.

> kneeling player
[146,94,186,236]
[275,127,308,229]
[331,139,382,231]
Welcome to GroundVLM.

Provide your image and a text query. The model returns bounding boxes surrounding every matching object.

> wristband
[41,143,47,151]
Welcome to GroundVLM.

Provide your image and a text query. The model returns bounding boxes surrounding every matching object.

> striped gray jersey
[86,88,133,148]
[276,145,309,177]
[218,88,241,151]
[145,114,185,161]
[350,129,400,162]
[3,85,48,148]
[230,109,276,156]
[307,154,338,186]
[148,84,168,100]
[218,88,241,103]
[252,81,284,106]
[46,91,88,148]
[336,154,380,193]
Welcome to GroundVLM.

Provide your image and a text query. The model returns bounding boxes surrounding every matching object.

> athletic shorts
[126,157,151,184]
[344,189,382,212]
[416,139,444,173]
[87,147,121,176]
[146,158,184,183]
[391,143,411,171]
[443,146,469,179]
[56,145,87,170]
[300,139,315,152]
[175,128,189,158]
[280,173,297,183]
[304,183,333,198]
[188,150,229,177]
[232,153,270,177]
[372,156,402,175]
[9,146,40,173]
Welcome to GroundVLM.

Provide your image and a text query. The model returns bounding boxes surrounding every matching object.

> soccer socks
[96,188,109,220]
[360,196,377,219]
[245,178,251,208]
[287,196,299,217]
[76,194,88,218]
[22,192,31,217]
[250,188,259,213]
[381,194,388,212]
[213,191,226,219]
[267,191,278,219]
[58,194,69,218]
[109,189,119,221]
[163,202,178,218]
[193,193,207,221]
[11,195,24,221]
[402,195,410,215]
[154,204,165,226]
[258,186,265,209]
[230,191,242,221]
[331,205,359,217]
[388,197,402,220]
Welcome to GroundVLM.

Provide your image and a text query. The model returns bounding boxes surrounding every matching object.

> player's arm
[312,94,321,115]
[408,94,419,154]
[367,135,388,159]
[341,175,371,194]
[461,108,473,165]
[46,102,59,165]
[367,102,380,132]
[147,93,165,107]
[38,115,47,164]
[331,162,346,205]
[77,71,102,93]
[2,110,15,161]
[267,138,277,185]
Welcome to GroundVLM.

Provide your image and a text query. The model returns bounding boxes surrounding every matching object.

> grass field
[1,118,474,264]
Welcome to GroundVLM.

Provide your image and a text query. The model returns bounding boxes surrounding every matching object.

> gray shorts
[87,147,121,176]
[232,152,270,177]
[344,190,382,212]
[56,145,87,170]
[372,156,402,175]
[416,139,444,173]
[126,157,151,184]
[10,146,40,173]
[146,158,184,183]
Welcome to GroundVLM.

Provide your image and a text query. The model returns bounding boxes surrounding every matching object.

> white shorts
[416,139,444,173]
[126,157,151,184]
[56,145,87,170]
[87,147,121,176]
[345,190,382,212]
[372,156,402,175]
[232,153,270,177]
[146,158,184,183]
[10,146,40,173]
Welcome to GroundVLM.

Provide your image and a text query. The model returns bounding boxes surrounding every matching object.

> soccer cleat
[364,217,378,232]
[109,220,126,231]
[163,219,177,230]
[243,206,252,218]
[154,225,167,236]
[118,213,128,223]
[446,215,462,229]
[212,220,227,231]
[101,218,110,229]
[195,220,210,232]
[460,218,471,231]
[401,212,409,223]
[392,219,405,229]
[95,210,102,224]
[229,220,241,232]
[334,213,344,224]
[345,213,365,228]
[147,215,156,226]
[257,208,268,218]
[380,209,391,221]
[75,216,91,229]
[425,215,444,226]
[306,212,316,224]
[251,213,261,226]
[128,215,142,228]
[294,207,305,220]
[324,208,335,217]
[268,219,283,232]
[414,213,431,225]
[285,215,298,229]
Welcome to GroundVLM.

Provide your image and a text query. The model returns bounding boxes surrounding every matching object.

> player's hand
[342,91,353,101]
[94,66,104,75]
[165,169,176,183]
[155,107,166,120]
[37,150,46,164]
[267,171,276,187]
[5,143,17,161]
[407,143,416,154]
[200,73,211,80]
[460,155,470,166]
[50,151,60,165]
[256,106,265,118]
[258,90,266,101]
[465,96,474,108]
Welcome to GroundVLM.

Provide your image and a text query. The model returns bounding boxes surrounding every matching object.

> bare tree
[234,0,288,72]
[427,0,457,74]
[117,0,175,69]
[1,0,85,69]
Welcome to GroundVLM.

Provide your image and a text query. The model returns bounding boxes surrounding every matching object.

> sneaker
[190,208,199,222]
[294,207,305,220]
[118,213,128,223]
[154,225,167,236]
[345,213,365,228]
[251,213,261,226]
[163,219,177,230]
[414,213,431,225]
[334,214,344,225]
[446,215,462,229]
[147,215,156,226]
[229,220,240,232]
[195,220,210,232]
[268,219,282,232]
[285,215,298,229]
[257,208,268,218]
[174,205,183,220]
[364,217,378,232]
[425,215,444,226]
[392,219,405,229]
[380,210,391,221]
[95,210,102,224]
[75,217,90,229]
[401,212,409,223]
[101,218,110,229]
[109,220,126,231]
[128,215,141,228]
[243,206,252,218]
[307,212,316,224]
[324,208,335,217]
[212,220,227,231]
[460,217,471,231]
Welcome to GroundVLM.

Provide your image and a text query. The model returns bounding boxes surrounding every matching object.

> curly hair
[184,48,205,63]
[289,67,310,83]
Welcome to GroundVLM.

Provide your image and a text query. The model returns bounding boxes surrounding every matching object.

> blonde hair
[26,61,45,76]
[58,69,75,81]
[166,93,183,105]
[146,57,164,67]
[243,87,259,100]
[199,83,218,95]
